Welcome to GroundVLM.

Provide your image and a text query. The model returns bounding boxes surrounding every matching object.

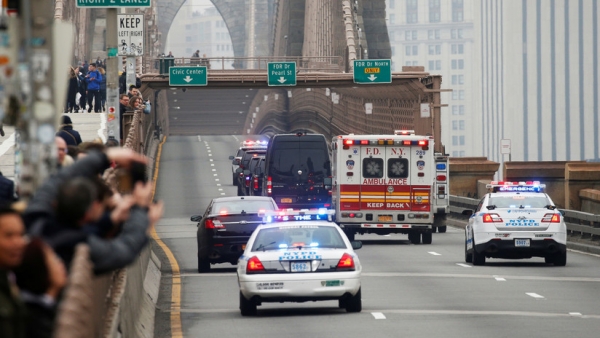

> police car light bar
[242,140,268,147]
[486,181,546,192]
[394,130,415,135]
[261,209,335,223]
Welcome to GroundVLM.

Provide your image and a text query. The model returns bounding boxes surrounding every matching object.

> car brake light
[267,176,272,195]
[336,253,355,270]
[436,175,446,181]
[482,213,503,223]
[542,213,561,223]
[247,256,265,272]
[205,218,224,229]
[253,177,259,190]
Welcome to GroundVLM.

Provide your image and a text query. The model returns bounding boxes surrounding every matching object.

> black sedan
[191,196,279,272]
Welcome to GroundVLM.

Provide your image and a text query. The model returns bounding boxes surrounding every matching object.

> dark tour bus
[262,133,332,210]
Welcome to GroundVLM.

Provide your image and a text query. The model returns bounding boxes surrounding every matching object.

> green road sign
[76,0,151,8]
[169,66,207,86]
[268,62,296,86]
[353,59,392,84]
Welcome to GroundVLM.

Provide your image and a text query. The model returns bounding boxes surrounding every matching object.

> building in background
[165,1,234,69]
[476,0,599,164]
[386,0,475,158]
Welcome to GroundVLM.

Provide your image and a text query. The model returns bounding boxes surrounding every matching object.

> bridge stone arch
[157,0,273,63]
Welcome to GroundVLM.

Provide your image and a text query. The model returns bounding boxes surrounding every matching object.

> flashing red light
[247,256,265,272]
[360,140,369,145]
[482,213,503,223]
[403,140,411,146]
[336,253,355,270]
[344,139,353,145]
[542,213,561,223]
[418,140,428,146]
[267,176,272,195]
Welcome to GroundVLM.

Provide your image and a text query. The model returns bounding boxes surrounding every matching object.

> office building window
[451,59,465,69]
[452,90,465,100]
[405,61,413,66]
[459,135,465,145]
[406,0,418,24]
[459,120,465,130]
[405,30,417,41]
[452,0,464,22]
[186,36,192,42]
[451,44,465,54]
[452,121,458,130]
[428,44,441,55]
[451,74,465,85]
[390,0,395,9]
[428,29,440,40]
[405,45,419,56]
[429,0,440,23]
[451,29,464,39]
[459,151,465,157]
[452,105,465,115]
[428,60,441,71]
[412,61,419,66]
[389,14,396,25]
[452,151,459,157]
[391,46,395,55]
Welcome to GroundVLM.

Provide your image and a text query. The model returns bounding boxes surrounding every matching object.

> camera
[117,161,147,193]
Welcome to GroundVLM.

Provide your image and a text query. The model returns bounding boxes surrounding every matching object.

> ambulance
[331,131,449,244]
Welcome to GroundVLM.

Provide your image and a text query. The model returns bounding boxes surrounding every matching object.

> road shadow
[358,239,411,245]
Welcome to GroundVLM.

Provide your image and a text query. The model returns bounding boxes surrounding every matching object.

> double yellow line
[150,136,183,338]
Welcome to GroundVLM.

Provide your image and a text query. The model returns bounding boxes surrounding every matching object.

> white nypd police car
[463,181,567,266]
[237,209,362,316]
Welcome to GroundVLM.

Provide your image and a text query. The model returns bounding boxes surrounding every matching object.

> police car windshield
[489,196,550,208]
[251,226,346,251]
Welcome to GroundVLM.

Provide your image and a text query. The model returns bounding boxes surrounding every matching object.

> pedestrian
[22,147,164,274]
[77,68,87,113]
[201,53,210,69]
[0,201,68,338]
[119,94,130,142]
[54,137,73,169]
[56,115,83,147]
[127,85,140,99]
[0,172,16,203]
[166,51,174,58]
[85,63,102,113]
[191,49,200,65]
[98,67,107,112]
[66,67,78,113]
[128,95,143,111]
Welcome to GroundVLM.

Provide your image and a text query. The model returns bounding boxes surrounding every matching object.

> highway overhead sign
[118,14,144,56]
[76,0,151,8]
[169,66,207,86]
[353,59,392,84]
[268,62,296,86]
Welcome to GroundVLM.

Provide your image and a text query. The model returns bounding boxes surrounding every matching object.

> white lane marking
[213,174,217,176]
[208,154,212,156]
[495,277,506,282]
[232,135,239,142]
[215,179,219,181]
[98,113,107,143]
[197,136,202,142]
[0,133,16,157]
[428,252,441,256]
[456,263,472,268]
[568,249,600,258]
[207,150,211,153]
[218,189,223,191]
[371,312,386,320]
[210,159,213,162]
[212,169,216,171]
[570,312,582,316]
[526,293,545,299]
[211,164,214,166]
[216,184,221,186]
[220,193,226,195]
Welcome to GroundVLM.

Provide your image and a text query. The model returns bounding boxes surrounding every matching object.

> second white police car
[237,209,362,316]
[463,181,567,266]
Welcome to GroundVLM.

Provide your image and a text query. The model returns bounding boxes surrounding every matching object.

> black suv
[262,133,332,209]
[249,157,266,196]
[191,196,278,272]
[235,150,266,195]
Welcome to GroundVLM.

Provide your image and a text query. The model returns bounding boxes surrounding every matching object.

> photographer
[23,148,163,274]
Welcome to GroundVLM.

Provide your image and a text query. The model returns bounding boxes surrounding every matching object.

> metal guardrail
[53,110,146,338]
[152,56,345,73]
[449,195,600,241]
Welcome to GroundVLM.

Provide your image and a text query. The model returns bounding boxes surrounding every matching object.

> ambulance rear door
[384,144,412,212]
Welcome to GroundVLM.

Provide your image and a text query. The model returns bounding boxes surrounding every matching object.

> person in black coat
[0,172,16,203]
[66,68,79,113]
[77,68,87,113]
[56,115,82,146]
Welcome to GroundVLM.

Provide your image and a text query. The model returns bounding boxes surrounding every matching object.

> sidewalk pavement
[0,113,107,181]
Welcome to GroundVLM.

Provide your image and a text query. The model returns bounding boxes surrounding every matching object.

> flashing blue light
[318,208,327,215]
[436,163,446,170]
[309,242,319,247]
[266,216,273,223]
[278,243,288,249]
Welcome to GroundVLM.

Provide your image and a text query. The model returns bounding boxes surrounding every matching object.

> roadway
[153,134,600,337]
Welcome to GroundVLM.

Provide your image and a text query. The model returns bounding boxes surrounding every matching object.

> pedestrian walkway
[0,113,107,181]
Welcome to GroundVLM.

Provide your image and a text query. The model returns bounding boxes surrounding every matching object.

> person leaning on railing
[22,147,164,274]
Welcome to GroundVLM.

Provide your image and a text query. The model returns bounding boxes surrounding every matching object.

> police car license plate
[515,239,530,247]
[281,198,293,203]
[291,261,311,272]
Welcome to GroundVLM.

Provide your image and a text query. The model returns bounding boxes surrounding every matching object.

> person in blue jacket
[85,63,102,113]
